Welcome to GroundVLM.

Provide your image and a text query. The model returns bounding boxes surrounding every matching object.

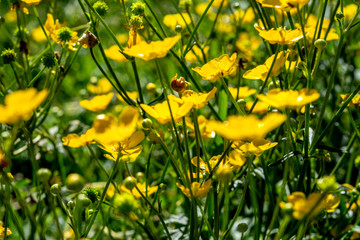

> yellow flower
[340,94,360,107]
[163,13,191,30]
[104,45,127,62]
[257,88,320,110]
[215,15,235,34]
[255,25,304,45]
[62,129,95,148]
[236,33,261,61]
[44,14,65,41]
[140,95,193,124]
[256,0,309,11]
[0,221,12,238]
[123,36,181,61]
[246,101,270,114]
[324,194,340,213]
[185,45,210,63]
[210,0,228,8]
[22,0,41,6]
[342,4,358,20]
[228,150,247,168]
[176,180,212,198]
[228,86,257,99]
[243,51,289,81]
[234,9,255,24]
[0,88,48,124]
[302,14,339,41]
[116,91,138,103]
[182,87,217,109]
[90,106,139,145]
[232,139,278,157]
[120,182,158,199]
[31,26,47,42]
[79,92,114,112]
[283,192,324,220]
[192,53,237,82]
[207,113,286,141]
[186,115,215,139]
[98,131,144,162]
[87,78,113,94]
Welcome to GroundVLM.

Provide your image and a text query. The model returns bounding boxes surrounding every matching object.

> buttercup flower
[123,36,181,61]
[0,221,12,238]
[176,180,212,198]
[233,9,255,24]
[185,45,210,63]
[120,182,158,199]
[105,45,127,62]
[257,88,320,110]
[256,0,309,11]
[228,150,247,168]
[22,0,41,6]
[340,94,360,107]
[87,78,113,94]
[44,14,65,40]
[207,113,286,141]
[182,87,217,109]
[324,194,340,213]
[31,26,47,42]
[243,51,289,81]
[163,13,191,30]
[186,115,215,139]
[232,139,278,157]
[0,88,48,124]
[192,53,237,82]
[140,95,193,124]
[302,14,339,41]
[255,25,304,45]
[91,106,139,144]
[98,131,144,162]
[236,32,261,61]
[117,91,138,103]
[246,101,270,114]
[228,86,257,100]
[62,129,95,148]
[79,92,114,112]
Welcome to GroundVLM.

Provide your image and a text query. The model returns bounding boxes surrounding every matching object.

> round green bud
[93,1,109,17]
[88,209,94,216]
[124,176,137,190]
[237,223,248,233]
[354,155,360,169]
[135,172,145,181]
[317,175,338,192]
[237,98,246,107]
[131,1,146,16]
[314,39,327,49]
[41,52,57,68]
[175,24,183,33]
[233,2,240,9]
[57,27,73,42]
[37,168,52,183]
[50,183,61,195]
[113,193,138,215]
[142,118,153,129]
[66,173,86,192]
[67,200,75,211]
[336,11,344,20]
[77,193,92,208]
[281,202,294,215]
[159,183,167,190]
[1,49,16,64]
[130,15,143,29]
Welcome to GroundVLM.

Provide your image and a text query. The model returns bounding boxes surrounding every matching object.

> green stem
[28,67,46,87]
[220,77,245,115]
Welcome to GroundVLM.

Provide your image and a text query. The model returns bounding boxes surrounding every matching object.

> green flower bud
[237,223,248,233]
[41,52,57,68]
[67,200,75,212]
[281,202,294,215]
[50,183,61,195]
[66,173,86,192]
[314,39,327,49]
[336,11,344,20]
[77,193,92,208]
[317,175,338,192]
[354,155,360,169]
[159,183,167,190]
[113,193,138,215]
[93,1,109,17]
[233,2,240,9]
[130,1,146,16]
[1,49,16,64]
[83,188,100,203]
[135,172,145,181]
[37,168,52,183]
[57,27,73,42]
[175,24,183,33]
[142,118,153,129]
[124,176,137,190]
[130,15,143,29]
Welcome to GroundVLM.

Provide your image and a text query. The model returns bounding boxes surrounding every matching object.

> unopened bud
[124,176,137,190]
[336,11,344,20]
[314,39,327,49]
[171,75,187,93]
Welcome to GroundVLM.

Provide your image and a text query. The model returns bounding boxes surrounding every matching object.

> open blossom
[79,92,114,112]
[243,51,289,81]
[22,0,41,6]
[120,182,158,199]
[62,129,95,148]
[256,0,309,11]
[141,95,193,124]
[255,25,304,45]
[0,88,48,124]
[182,87,217,109]
[0,221,12,238]
[176,180,212,198]
[228,86,257,99]
[301,14,339,41]
[186,115,215,140]
[87,78,113,94]
[123,36,180,61]
[192,53,237,82]
[163,13,191,30]
[207,113,286,141]
[232,139,278,157]
[257,88,320,110]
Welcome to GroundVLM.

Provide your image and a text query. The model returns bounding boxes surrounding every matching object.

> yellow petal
[79,92,114,112]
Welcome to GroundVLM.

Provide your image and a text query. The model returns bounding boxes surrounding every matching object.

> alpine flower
[255,25,304,45]
[79,92,114,112]
[176,180,212,198]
